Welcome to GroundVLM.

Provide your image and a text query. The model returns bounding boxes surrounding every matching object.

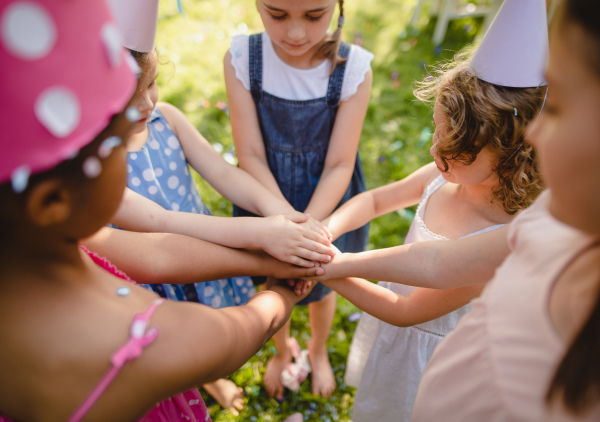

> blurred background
[155,0,495,420]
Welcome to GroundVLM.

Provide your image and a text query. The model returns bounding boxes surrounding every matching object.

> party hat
[470,0,548,87]
[107,0,159,53]
[0,0,137,188]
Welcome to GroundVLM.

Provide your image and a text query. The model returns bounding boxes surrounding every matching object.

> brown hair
[313,0,346,74]
[414,52,546,215]
[545,0,600,414]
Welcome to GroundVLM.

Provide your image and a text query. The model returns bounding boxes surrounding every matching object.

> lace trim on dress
[414,176,450,241]
[229,34,251,91]
[340,45,374,102]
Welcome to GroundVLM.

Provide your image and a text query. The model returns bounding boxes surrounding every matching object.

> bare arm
[112,189,333,266]
[323,277,483,326]
[157,101,291,217]
[303,69,373,220]
[224,51,287,202]
[310,226,510,289]
[324,163,438,240]
[82,226,324,284]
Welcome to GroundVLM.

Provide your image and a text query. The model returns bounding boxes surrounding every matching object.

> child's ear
[25,178,73,227]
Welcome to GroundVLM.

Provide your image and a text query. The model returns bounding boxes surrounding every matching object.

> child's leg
[308,290,337,398]
[263,317,294,400]
[203,379,244,416]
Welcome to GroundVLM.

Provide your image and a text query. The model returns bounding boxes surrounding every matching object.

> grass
[155,1,485,420]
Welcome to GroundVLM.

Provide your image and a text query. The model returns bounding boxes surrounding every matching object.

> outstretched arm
[157,101,292,217]
[82,226,324,284]
[323,277,483,327]
[309,226,510,289]
[324,163,438,240]
[113,189,333,266]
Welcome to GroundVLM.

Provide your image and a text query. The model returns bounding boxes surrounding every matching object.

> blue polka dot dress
[126,107,256,308]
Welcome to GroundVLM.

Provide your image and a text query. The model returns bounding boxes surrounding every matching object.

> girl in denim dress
[225,0,372,399]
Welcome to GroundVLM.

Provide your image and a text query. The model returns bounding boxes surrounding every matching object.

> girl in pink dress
[0,1,320,421]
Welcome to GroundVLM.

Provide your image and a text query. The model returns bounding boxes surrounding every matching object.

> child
[108,0,334,413]
[0,1,320,420]
[310,0,600,419]
[319,2,545,419]
[224,0,373,399]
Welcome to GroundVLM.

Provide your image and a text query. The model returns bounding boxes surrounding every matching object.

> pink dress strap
[68,299,164,422]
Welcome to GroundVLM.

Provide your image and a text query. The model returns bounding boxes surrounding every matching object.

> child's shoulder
[156,101,184,130]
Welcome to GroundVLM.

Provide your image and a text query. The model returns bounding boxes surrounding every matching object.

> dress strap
[326,41,351,109]
[249,33,263,102]
[68,299,164,422]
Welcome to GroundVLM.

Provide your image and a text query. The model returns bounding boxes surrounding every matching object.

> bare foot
[283,413,303,422]
[308,341,336,398]
[263,346,293,400]
[203,379,244,416]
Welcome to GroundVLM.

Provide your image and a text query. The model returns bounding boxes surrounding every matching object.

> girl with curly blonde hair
[316,35,546,422]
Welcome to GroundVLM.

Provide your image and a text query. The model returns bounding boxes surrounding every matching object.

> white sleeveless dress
[346,175,505,422]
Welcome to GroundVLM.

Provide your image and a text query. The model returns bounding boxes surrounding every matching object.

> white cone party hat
[107,0,159,53]
[470,0,548,87]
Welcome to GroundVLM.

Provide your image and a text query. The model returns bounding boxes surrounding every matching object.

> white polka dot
[178,185,186,196]
[100,22,122,68]
[98,136,121,158]
[131,177,141,186]
[127,164,133,173]
[169,161,177,171]
[125,106,140,123]
[126,52,140,77]
[148,185,158,195]
[180,150,185,160]
[167,176,179,189]
[154,122,165,132]
[149,139,160,150]
[1,2,56,60]
[204,286,214,296]
[155,167,163,177]
[247,279,254,287]
[187,194,193,201]
[11,165,30,193]
[220,279,228,288]
[189,399,200,406]
[35,87,80,138]
[167,136,179,149]
[211,296,222,308]
[82,157,101,178]
[236,278,245,286]
[171,202,180,211]
[130,153,138,160]
[191,207,197,213]
[228,288,233,296]
[235,297,241,304]
[241,287,248,294]
[142,168,154,181]
[164,148,172,156]
[248,289,255,297]
[184,167,189,176]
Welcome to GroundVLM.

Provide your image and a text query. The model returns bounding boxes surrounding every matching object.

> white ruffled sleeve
[229,34,251,91]
[340,45,374,102]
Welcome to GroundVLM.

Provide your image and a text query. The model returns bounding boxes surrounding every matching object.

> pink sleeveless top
[411,191,600,421]
[0,249,211,422]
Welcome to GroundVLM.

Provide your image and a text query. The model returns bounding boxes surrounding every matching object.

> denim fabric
[235,33,369,305]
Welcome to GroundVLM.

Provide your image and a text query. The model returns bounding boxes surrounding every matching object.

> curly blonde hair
[414,51,546,215]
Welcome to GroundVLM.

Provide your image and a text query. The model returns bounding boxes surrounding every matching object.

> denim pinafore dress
[235,34,369,305]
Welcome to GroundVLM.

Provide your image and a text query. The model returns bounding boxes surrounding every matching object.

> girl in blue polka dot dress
[113,48,334,414]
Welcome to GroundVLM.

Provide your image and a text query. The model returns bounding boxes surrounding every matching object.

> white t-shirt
[229,32,374,102]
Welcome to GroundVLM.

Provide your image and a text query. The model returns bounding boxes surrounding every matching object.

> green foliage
[156,0,484,419]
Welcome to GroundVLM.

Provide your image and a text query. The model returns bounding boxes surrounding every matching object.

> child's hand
[259,212,335,267]
[266,277,315,303]
[302,245,343,283]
